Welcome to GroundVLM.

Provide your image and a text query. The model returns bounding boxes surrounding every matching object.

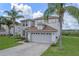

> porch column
[28,32,31,41]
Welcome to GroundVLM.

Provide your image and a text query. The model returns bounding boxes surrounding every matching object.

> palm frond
[65,6,79,22]
[44,7,55,21]
[0,16,6,24]
[44,9,49,21]
[4,11,12,16]
[44,3,64,21]
[5,19,13,26]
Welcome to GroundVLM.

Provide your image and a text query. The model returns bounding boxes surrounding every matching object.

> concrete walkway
[0,42,50,56]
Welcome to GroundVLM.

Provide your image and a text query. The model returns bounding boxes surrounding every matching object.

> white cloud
[63,12,79,30]
[11,3,43,20]
[32,11,43,19]
[0,9,4,13]
[11,3,32,18]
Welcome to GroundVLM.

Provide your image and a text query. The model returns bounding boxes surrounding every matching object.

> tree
[4,7,24,36]
[3,16,21,36]
[44,3,79,49]
[4,17,13,35]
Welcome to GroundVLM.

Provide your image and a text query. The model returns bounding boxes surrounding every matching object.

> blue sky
[23,3,47,13]
[0,3,11,10]
[0,3,47,11]
[0,3,47,16]
[0,3,79,30]
[0,3,11,16]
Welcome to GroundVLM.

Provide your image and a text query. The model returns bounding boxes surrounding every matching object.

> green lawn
[42,36,79,56]
[0,36,20,50]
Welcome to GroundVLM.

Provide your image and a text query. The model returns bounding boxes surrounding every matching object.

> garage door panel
[31,32,51,43]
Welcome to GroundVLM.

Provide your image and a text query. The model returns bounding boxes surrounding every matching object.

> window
[49,33,51,35]
[56,36,58,39]
[37,33,40,34]
[46,33,49,35]
[42,33,43,34]
[45,33,51,35]
[23,30,25,36]
[32,33,34,34]
[26,23,28,26]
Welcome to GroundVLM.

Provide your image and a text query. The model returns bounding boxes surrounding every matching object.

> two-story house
[21,16,60,44]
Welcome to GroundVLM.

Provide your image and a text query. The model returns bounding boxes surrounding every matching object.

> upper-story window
[26,23,28,26]
[22,22,28,26]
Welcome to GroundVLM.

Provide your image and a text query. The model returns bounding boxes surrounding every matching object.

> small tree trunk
[13,22,15,36]
[0,24,1,30]
[13,19,16,37]
[8,26,11,36]
[8,28,10,35]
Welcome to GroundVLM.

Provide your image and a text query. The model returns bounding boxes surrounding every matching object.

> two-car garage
[27,25,57,44]
[31,32,52,43]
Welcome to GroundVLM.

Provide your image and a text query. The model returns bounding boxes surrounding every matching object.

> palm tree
[4,7,24,36]
[44,3,79,49]
[4,17,13,35]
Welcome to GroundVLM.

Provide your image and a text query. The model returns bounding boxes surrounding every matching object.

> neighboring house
[1,24,22,35]
[10,25,22,35]
[21,16,60,44]
[0,25,9,35]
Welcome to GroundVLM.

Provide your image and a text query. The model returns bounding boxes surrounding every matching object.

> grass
[0,36,21,50]
[42,35,79,56]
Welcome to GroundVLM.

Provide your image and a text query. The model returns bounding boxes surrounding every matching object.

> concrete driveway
[0,42,50,56]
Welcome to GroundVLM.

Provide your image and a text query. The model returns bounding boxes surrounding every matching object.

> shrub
[14,34,21,39]
[62,31,79,37]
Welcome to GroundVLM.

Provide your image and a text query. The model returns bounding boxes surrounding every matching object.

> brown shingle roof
[26,25,57,32]
[33,16,59,20]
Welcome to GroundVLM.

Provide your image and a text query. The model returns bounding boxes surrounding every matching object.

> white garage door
[31,32,52,43]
